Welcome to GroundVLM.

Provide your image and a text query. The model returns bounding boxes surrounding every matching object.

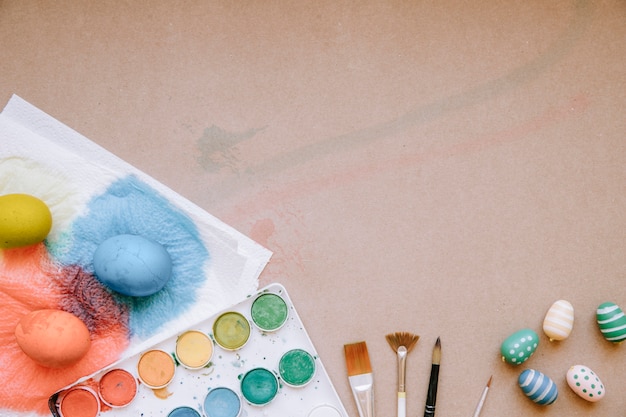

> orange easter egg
[14,309,91,368]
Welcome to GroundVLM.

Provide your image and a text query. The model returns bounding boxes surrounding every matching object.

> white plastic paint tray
[49,283,348,417]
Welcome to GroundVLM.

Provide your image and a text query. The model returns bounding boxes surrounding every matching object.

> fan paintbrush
[386,332,419,417]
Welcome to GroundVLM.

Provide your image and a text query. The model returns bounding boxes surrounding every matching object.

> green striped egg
[596,302,626,343]
[501,328,539,365]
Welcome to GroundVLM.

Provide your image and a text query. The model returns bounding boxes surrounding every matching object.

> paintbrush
[471,375,492,417]
[385,332,419,417]
[344,341,375,417]
[423,337,441,417]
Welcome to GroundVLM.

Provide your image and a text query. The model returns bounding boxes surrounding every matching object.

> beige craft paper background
[1,1,624,416]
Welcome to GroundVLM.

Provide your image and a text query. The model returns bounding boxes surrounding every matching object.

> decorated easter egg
[14,309,91,368]
[518,369,558,405]
[501,328,539,365]
[543,299,574,341]
[93,234,173,297]
[566,365,605,402]
[596,302,626,343]
[0,193,52,248]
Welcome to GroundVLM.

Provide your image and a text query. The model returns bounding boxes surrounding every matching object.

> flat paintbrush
[423,337,441,417]
[386,332,419,417]
[344,341,375,417]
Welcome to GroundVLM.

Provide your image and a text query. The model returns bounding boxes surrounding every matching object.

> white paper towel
[0,95,271,417]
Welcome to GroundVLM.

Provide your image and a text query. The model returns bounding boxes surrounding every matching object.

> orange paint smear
[0,243,129,415]
[153,387,174,400]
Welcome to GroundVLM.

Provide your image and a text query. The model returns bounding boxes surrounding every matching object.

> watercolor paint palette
[48,283,348,417]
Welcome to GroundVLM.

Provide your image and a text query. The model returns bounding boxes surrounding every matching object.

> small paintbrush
[423,337,441,417]
[344,341,375,417]
[471,375,492,417]
[386,332,419,417]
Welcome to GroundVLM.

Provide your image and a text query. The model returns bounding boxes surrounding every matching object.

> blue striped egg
[518,369,558,405]
[500,328,539,365]
[596,302,626,343]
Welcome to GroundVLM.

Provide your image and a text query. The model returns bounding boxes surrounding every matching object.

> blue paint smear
[55,175,210,338]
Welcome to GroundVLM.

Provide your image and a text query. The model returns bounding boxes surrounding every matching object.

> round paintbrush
[386,332,420,417]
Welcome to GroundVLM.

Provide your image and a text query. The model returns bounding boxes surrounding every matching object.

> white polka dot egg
[566,365,605,402]
[500,328,539,365]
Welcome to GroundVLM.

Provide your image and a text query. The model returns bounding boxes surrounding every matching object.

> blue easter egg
[518,369,558,405]
[93,234,172,297]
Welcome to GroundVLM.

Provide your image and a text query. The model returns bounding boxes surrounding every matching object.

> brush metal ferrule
[348,372,375,417]
[397,346,408,392]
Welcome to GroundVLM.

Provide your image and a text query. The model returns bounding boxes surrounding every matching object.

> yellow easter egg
[0,193,52,248]
[14,309,91,368]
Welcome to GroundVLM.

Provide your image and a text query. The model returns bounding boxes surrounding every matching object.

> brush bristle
[344,341,372,376]
[432,337,441,364]
[385,331,419,353]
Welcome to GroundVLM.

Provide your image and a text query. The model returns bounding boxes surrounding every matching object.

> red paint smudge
[249,218,275,248]
[228,94,591,221]
[56,265,130,338]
